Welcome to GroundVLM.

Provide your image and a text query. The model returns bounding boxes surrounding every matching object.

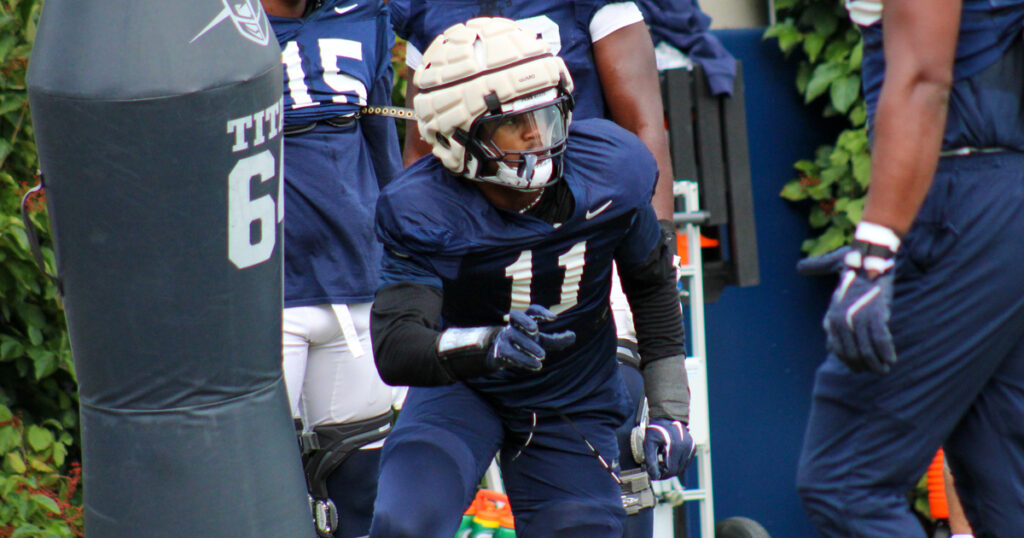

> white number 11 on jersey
[504,241,587,314]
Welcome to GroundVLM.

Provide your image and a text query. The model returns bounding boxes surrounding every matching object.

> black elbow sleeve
[370,282,455,386]
[618,240,686,362]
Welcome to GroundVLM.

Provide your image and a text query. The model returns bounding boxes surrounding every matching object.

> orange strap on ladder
[926,448,949,520]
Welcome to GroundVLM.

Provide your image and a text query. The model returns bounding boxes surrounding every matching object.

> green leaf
[849,102,867,126]
[0,95,25,116]
[6,451,27,474]
[794,159,818,175]
[28,457,55,473]
[831,211,855,230]
[777,26,804,54]
[828,148,851,168]
[779,180,807,201]
[762,22,790,39]
[12,525,47,538]
[819,165,848,187]
[27,424,54,452]
[0,404,12,422]
[30,349,57,380]
[18,303,46,329]
[795,62,813,95]
[837,128,868,153]
[51,441,66,467]
[28,325,43,346]
[805,181,833,200]
[0,337,23,359]
[829,74,861,114]
[803,32,825,62]
[852,152,872,187]
[0,33,17,63]
[805,62,847,103]
[849,40,863,70]
[0,426,19,454]
[31,493,60,514]
[809,225,849,256]
[809,205,830,228]
[823,39,853,63]
[845,197,865,223]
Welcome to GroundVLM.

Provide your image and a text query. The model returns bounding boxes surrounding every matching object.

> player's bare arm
[593,21,675,220]
[861,0,961,236]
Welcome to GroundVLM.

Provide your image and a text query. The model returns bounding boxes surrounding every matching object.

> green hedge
[1,0,83,535]
[765,0,869,256]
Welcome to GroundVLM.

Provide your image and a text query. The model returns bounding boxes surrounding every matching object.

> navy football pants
[369,382,627,537]
[325,447,380,537]
[797,152,1024,537]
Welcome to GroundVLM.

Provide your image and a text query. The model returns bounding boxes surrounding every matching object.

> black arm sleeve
[371,282,503,386]
[370,282,455,386]
[618,235,686,364]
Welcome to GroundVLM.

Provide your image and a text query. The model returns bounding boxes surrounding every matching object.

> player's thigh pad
[282,305,320,418]
[371,385,503,538]
[300,303,394,426]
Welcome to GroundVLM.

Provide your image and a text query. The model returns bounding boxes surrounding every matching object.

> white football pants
[283,303,404,440]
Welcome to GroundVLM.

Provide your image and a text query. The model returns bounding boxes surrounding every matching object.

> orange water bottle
[470,500,501,537]
[494,510,516,537]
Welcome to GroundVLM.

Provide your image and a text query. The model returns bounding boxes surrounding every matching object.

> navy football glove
[486,305,575,372]
[643,418,696,481]
[797,222,901,374]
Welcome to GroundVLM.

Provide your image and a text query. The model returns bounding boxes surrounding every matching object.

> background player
[263,0,402,535]
[795,0,1024,535]
[369,18,695,537]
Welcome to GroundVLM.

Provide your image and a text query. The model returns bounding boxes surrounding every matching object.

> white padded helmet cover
[413,17,574,175]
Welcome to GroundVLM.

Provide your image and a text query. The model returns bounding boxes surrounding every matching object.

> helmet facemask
[457,88,573,190]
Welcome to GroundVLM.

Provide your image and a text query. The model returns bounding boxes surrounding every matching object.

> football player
[795,0,1024,535]
[391,4,684,533]
[368,18,695,537]
[262,0,402,536]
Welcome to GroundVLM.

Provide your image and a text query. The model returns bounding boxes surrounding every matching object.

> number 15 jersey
[269,0,401,306]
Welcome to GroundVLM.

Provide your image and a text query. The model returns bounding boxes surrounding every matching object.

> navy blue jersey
[376,119,661,410]
[857,0,1024,151]
[269,0,402,306]
[391,0,625,121]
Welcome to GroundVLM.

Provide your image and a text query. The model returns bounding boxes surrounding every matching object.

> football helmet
[413,17,574,189]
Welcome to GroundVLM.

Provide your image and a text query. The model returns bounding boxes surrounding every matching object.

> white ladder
[652,180,715,538]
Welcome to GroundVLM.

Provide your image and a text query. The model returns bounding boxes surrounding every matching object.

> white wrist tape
[855,221,901,253]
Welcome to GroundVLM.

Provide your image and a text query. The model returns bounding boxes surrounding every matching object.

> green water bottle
[494,525,516,538]
[455,513,476,538]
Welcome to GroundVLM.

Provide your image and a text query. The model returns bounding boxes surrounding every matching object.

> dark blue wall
[686,28,840,538]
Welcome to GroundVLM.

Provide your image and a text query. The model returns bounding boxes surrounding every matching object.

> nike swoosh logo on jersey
[334,3,358,15]
[585,200,613,220]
